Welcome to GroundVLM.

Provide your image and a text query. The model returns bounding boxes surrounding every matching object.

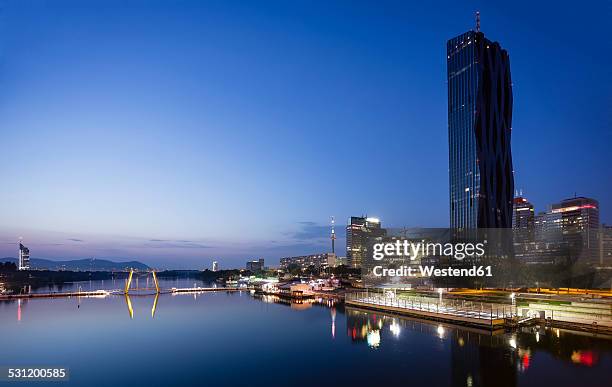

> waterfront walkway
[0,287,247,300]
[345,291,513,329]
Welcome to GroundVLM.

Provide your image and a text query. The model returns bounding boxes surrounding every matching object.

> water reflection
[0,283,609,387]
[122,293,160,319]
[344,305,610,386]
[123,294,133,318]
[151,292,159,318]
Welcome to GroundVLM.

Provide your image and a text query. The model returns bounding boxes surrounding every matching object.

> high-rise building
[212,261,219,272]
[246,258,264,272]
[599,224,612,266]
[280,253,336,270]
[18,242,30,271]
[346,216,386,268]
[512,197,535,261]
[512,197,535,230]
[551,197,600,262]
[447,22,514,229]
[534,211,562,242]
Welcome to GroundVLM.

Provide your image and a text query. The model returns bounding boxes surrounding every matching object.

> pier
[345,291,512,329]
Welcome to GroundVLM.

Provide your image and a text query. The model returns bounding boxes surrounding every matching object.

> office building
[212,261,219,272]
[551,197,600,262]
[447,22,514,228]
[513,196,535,230]
[246,258,265,272]
[280,253,336,270]
[18,242,30,271]
[599,225,612,266]
[346,216,386,268]
[512,197,535,258]
[534,211,562,242]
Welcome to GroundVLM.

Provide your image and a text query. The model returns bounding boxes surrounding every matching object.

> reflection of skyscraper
[447,21,514,229]
[346,216,386,268]
[18,242,30,271]
[450,328,518,387]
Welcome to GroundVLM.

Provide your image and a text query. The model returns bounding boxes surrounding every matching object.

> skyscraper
[512,196,535,261]
[512,197,535,230]
[18,242,30,271]
[599,225,612,266]
[346,216,386,268]
[551,196,600,262]
[447,19,514,229]
[246,258,264,272]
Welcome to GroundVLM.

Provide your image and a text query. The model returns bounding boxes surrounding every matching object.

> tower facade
[551,197,600,262]
[18,242,30,271]
[512,197,535,230]
[346,216,386,268]
[330,216,336,254]
[447,27,514,228]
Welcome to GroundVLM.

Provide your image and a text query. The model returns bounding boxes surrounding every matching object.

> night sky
[0,1,609,268]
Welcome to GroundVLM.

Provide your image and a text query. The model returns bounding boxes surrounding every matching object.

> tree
[0,262,17,272]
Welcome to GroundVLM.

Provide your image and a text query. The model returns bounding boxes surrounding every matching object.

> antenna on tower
[330,216,336,254]
[476,11,480,32]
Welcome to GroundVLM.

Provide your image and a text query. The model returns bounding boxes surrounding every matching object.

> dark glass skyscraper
[447,28,514,228]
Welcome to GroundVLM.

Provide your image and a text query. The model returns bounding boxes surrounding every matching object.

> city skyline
[1,1,610,267]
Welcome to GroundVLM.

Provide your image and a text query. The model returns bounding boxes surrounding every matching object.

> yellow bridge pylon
[124,268,160,294]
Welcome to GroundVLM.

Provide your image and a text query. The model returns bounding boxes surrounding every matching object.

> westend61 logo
[370,240,493,278]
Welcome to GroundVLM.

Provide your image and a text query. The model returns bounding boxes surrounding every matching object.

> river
[0,280,610,386]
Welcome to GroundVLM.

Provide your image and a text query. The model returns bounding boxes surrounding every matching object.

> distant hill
[0,257,149,271]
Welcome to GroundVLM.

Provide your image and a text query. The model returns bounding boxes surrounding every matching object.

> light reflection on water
[0,281,610,387]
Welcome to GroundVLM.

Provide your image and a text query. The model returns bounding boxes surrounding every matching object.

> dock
[345,291,511,329]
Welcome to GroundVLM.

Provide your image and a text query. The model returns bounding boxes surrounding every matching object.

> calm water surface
[1,280,610,387]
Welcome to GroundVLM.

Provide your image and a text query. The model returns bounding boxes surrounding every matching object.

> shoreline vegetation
[0,265,241,294]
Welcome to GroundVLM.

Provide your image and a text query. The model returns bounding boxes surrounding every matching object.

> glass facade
[447,30,514,229]
[448,31,479,229]
[346,216,386,268]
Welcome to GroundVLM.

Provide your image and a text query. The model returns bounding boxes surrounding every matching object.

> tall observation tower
[330,216,336,254]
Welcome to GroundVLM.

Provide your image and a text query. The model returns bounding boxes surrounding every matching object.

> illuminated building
[246,258,264,272]
[513,197,534,230]
[447,17,514,228]
[551,197,600,262]
[280,253,336,270]
[212,261,219,272]
[18,242,30,271]
[346,216,386,268]
[513,197,535,261]
[535,211,562,242]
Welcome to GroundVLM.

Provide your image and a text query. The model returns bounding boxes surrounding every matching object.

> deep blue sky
[0,1,610,268]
